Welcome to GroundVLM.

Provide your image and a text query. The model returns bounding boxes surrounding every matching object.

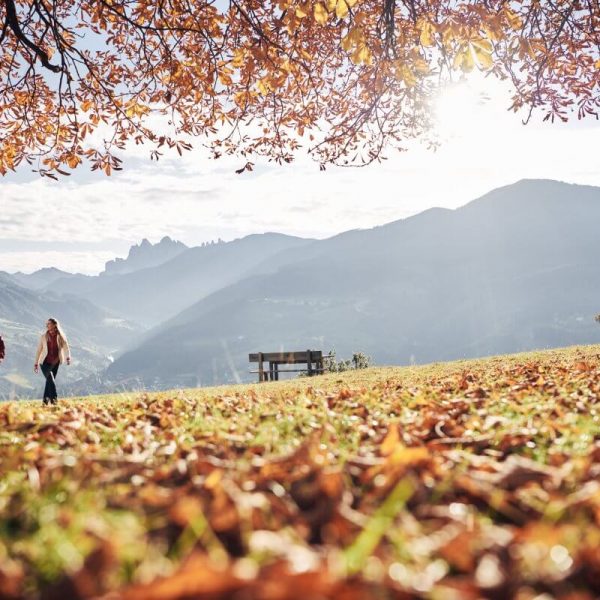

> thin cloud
[1,77,598,274]
[0,251,117,275]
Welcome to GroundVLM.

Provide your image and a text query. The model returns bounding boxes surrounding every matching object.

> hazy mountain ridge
[47,233,313,327]
[9,267,78,290]
[107,179,600,389]
[103,236,188,275]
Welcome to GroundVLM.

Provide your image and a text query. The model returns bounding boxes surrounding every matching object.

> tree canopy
[1,0,598,177]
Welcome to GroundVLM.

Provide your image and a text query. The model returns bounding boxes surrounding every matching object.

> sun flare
[433,80,492,139]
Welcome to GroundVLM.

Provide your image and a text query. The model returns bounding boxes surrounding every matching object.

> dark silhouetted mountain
[107,179,600,389]
[49,233,313,327]
[103,236,188,275]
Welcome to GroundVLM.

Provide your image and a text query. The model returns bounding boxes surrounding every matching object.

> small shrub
[324,350,372,373]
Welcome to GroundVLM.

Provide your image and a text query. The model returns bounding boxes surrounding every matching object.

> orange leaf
[380,425,400,456]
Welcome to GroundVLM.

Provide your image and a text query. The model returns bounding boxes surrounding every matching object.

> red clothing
[45,332,60,365]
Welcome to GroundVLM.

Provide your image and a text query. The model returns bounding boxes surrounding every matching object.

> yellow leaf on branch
[341,26,364,51]
[124,102,150,118]
[412,56,429,74]
[472,47,493,69]
[471,38,492,53]
[296,4,309,18]
[504,7,523,30]
[234,90,255,108]
[419,20,436,47]
[218,73,232,86]
[314,3,328,25]
[351,44,372,65]
[231,48,246,68]
[453,46,474,72]
[257,79,269,95]
[66,154,81,169]
[15,91,29,106]
[483,19,504,42]
[336,0,355,19]
[402,66,416,87]
[471,38,493,70]
[393,61,417,87]
[341,32,353,51]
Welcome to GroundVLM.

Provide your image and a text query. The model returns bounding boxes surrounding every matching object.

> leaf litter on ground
[1,345,600,598]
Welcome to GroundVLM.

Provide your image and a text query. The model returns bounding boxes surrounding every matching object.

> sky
[1,74,599,274]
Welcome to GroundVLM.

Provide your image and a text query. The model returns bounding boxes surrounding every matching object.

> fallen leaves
[1,346,600,598]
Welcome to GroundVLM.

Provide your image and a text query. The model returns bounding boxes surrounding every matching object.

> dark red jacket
[0,336,4,360]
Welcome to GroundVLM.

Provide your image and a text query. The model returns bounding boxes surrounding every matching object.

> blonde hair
[47,318,68,345]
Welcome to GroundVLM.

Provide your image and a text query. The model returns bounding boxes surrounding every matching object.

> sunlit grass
[1,344,600,597]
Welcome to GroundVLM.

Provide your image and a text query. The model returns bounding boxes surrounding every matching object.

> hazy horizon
[2,75,600,274]
[5,176,595,276]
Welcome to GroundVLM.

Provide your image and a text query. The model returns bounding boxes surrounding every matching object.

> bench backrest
[249,351,323,364]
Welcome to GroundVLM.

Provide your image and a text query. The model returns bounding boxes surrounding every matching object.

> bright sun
[433,79,493,139]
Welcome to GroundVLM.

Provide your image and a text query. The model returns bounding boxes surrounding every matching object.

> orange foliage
[0,0,598,177]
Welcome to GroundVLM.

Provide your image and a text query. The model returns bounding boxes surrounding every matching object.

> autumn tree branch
[3,0,61,72]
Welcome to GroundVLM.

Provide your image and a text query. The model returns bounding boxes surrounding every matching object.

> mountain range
[2,179,599,398]
[103,236,188,276]
[46,233,311,327]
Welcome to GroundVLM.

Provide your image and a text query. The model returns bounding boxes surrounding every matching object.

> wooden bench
[249,350,328,382]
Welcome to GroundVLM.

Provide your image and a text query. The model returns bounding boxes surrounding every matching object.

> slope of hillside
[108,179,600,388]
[3,345,600,598]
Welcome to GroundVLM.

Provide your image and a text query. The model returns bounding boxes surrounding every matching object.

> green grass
[2,345,600,599]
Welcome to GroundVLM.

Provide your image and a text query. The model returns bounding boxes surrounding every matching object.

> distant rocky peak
[128,238,155,259]
[103,237,188,276]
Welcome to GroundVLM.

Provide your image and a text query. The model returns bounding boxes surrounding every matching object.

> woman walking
[34,318,71,405]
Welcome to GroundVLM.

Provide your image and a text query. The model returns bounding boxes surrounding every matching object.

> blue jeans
[41,362,59,403]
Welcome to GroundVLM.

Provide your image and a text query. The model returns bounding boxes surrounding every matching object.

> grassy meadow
[1,345,600,599]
